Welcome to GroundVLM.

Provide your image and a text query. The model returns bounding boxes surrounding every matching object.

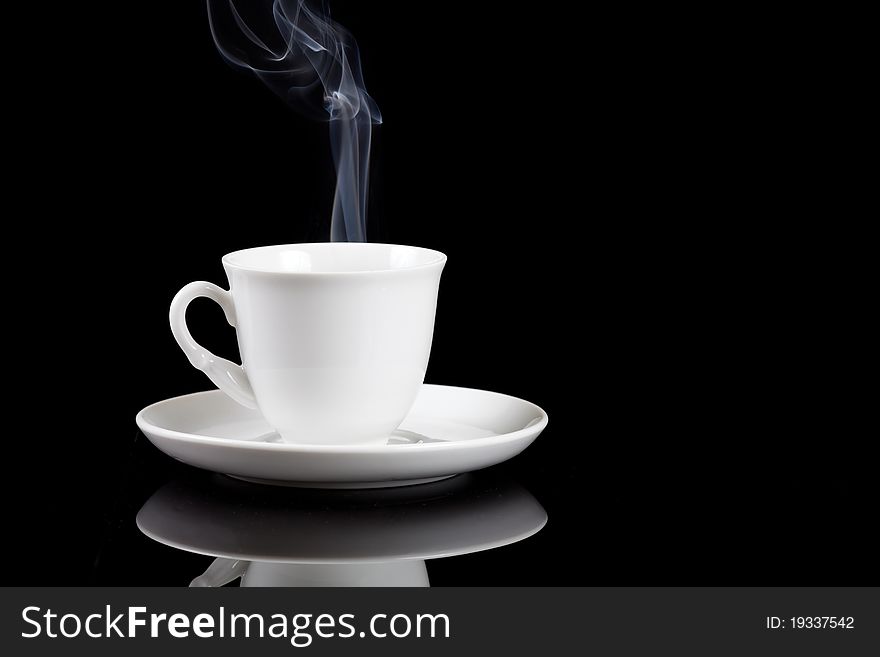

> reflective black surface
[134,472,544,586]
[76,425,873,586]
[93,440,554,586]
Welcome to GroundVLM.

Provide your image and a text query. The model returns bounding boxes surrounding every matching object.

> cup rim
[222,243,447,275]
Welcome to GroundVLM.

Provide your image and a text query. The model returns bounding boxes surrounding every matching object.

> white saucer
[135,384,548,488]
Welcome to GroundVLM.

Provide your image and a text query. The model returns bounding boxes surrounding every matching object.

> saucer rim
[136,514,548,564]
[135,384,548,454]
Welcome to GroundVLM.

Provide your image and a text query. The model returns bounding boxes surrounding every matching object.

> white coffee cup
[170,243,446,445]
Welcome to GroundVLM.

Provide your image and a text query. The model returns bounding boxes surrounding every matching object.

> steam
[207,0,381,242]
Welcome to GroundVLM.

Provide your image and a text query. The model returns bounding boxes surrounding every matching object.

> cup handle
[190,558,248,587]
[169,281,257,409]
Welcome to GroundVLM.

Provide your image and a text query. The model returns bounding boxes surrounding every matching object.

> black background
[7,3,875,585]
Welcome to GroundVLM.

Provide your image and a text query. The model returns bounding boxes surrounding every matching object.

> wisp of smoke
[207,0,381,242]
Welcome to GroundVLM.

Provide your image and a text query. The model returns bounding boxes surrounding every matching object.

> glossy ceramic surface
[169,243,446,444]
[136,384,548,488]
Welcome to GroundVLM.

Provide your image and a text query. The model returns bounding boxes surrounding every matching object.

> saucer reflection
[136,474,546,587]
